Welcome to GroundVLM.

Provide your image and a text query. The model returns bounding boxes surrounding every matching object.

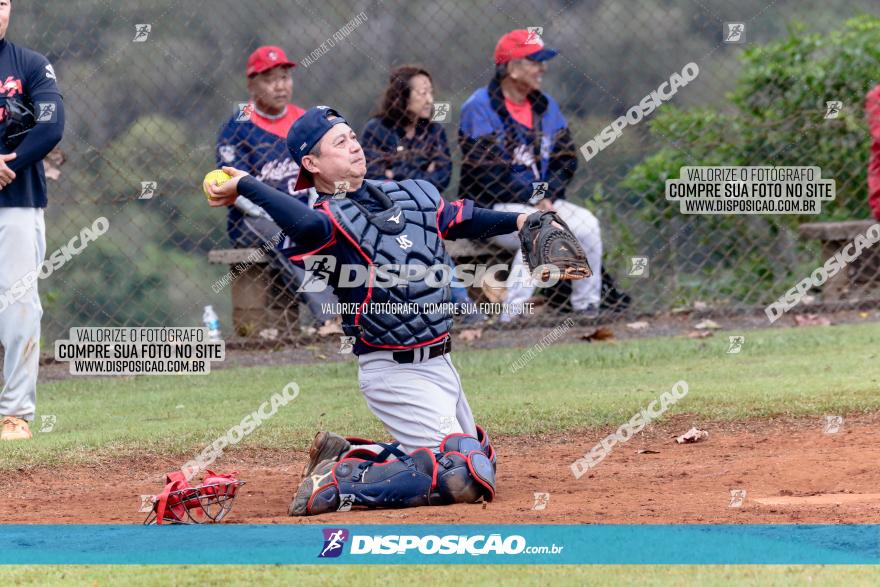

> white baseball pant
[0,207,46,421]
[356,349,477,454]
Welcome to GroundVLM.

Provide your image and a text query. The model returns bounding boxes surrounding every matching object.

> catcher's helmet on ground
[143,469,245,525]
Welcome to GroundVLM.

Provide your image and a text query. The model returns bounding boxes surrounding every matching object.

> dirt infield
[3,413,880,524]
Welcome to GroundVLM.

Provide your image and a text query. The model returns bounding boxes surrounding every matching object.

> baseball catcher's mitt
[519,211,592,280]
[2,96,35,150]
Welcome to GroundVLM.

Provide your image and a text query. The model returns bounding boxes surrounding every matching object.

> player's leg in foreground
[0,208,45,441]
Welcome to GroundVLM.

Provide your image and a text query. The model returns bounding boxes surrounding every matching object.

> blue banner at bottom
[1,525,878,564]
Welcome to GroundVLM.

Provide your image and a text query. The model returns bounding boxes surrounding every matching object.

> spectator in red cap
[865,84,880,220]
[458,29,605,320]
[215,45,338,331]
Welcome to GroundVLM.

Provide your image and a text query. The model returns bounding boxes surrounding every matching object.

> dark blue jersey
[215,103,307,242]
[0,38,64,208]
[236,176,520,355]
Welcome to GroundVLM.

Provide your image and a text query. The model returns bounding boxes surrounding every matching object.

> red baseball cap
[246,45,295,77]
[494,29,558,65]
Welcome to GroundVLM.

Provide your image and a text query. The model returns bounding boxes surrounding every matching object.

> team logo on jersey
[258,158,297,183]
[44,64,56,80]
[0,76,22,97]
[218,145,236,163]
[395,234,413,250]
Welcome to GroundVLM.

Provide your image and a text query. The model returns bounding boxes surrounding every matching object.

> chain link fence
[11,0,880,346]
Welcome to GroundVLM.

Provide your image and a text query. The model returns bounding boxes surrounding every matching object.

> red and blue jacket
[865,85,880,221]
[458,77,577,208]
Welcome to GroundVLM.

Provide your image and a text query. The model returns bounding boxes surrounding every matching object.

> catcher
[204,105,588,516]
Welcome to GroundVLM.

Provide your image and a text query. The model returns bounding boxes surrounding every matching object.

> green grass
[1,564,879,586]
[2,321,878,471]
[4,323,880,582]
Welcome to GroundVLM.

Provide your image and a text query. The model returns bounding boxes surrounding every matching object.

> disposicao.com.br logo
[318,528,564,557]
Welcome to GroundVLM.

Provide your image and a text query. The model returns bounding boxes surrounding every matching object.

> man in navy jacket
[0,0,65,441]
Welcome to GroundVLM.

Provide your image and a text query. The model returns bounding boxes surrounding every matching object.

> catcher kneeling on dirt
[204,105,589,516]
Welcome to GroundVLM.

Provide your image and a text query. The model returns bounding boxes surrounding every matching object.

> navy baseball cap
[289,106,350,190]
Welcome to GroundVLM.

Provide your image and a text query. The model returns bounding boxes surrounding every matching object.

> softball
[203,170,232,200]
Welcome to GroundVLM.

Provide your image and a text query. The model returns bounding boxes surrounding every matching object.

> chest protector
[319,179,452,349]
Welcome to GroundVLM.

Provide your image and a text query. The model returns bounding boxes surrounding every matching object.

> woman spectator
[362,65,484,323]
[361,65,452,189]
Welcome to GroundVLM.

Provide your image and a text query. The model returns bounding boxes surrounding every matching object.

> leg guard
[435,432,496,505]
[476,424,496,471]
[292,447,436,516]
[290,433,497,516]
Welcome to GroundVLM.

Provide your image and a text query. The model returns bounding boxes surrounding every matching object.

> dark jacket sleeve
[392,124,452,190]
[443,203,520,241]
[8,53,64,171]
[216,117,250,170]
[417,124,452,191]
[237,176,331,243]
[458,100,534,206]
[7,96,64,172]
[361,118,396,181]
[363,118,451,191]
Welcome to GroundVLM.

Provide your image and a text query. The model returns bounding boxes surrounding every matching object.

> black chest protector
[320,179,453,349]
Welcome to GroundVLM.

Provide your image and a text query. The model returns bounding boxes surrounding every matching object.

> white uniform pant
[0,208,45,421]
[357,349,476,454]
[491,200,602,311]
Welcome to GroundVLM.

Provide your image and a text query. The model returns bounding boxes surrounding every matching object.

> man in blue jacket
[459,29,603,319]
[0,0,65,440]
